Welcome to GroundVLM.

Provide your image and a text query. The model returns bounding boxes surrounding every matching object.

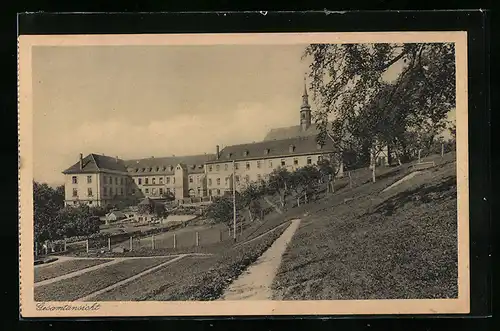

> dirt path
[233,221,290,249]
[219,219,301,300]
[76,255,186,302]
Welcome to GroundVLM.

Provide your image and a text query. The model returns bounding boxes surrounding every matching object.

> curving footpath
[219,219,301,300]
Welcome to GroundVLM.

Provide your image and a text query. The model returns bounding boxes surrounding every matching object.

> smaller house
[104,211,126,224]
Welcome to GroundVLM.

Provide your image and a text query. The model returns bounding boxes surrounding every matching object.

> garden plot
[34,257,173,301]
[34,258,112,283]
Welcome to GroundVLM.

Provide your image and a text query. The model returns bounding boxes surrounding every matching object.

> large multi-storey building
[62,79,345,205]
[62,154,133,207]
[123,154,216,200]
[205,135,338,197]
[62,154,215,206]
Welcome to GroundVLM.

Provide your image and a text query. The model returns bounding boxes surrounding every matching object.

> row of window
[207,156,320,172]
[222,144,323,159]
[207,175,253,186]
[72,187,126,197]
[135,175,205,185]
[71,175,127,185]
[132,164,203,173]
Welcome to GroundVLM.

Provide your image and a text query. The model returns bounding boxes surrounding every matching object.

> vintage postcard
[19,31,469,317]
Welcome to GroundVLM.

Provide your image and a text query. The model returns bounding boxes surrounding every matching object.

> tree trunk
[247,208,253,222]
[304,192,308,204]
[297,197,300,207]
[372,161,376,183]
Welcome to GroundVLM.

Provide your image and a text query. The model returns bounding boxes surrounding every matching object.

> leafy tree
[154,202,168,219]
[89,206,107,217]
[290,165,322,205]
[267,167,292,209]
[305,43,456,174]
[56,205,100,238]
[137,198,155,215]
[240,182,264,222]
[33,182,65,243]
[205,195,243,229]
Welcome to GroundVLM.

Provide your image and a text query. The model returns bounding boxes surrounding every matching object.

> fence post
[108,237,111,251]
[219,230,223,242]
[64,239,67,252]
[152,235,155,250]
[441,143,444,157]
[129,236,133,251]
[86,239,89,253]
[196,232,199,247]
[349,171,352,189]
[173,234,177,249]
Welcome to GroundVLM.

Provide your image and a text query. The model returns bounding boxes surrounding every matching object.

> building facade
[124,154,215,201]
[62,153,215,206]
[205,137,338,197]
[62,78,347,205]
[62,154,132,207]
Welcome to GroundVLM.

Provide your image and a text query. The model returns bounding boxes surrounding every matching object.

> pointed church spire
[301,76,310,108]
[303,76,308,97]
[300,76,312,131]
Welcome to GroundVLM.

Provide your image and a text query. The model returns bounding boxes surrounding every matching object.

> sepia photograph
[18,32,469,317]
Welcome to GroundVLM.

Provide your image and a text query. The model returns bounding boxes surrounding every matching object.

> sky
[33,44,314,185]
[32,44,455,186]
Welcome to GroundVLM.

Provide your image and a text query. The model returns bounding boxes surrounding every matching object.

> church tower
[300,77,312,131]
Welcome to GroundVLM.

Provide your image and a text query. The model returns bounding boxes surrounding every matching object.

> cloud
[34,100,300,185]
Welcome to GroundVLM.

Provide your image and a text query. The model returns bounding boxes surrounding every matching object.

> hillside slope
[272,152,458,300]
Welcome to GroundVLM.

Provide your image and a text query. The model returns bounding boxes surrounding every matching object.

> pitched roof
[263,123,331,141]
[124,154,216,175]
[62,154,128,174]
[209,135,337,163]
[106,211,125,218]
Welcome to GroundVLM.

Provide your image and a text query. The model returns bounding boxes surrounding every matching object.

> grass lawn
[92,223,289,301]
[34,259,111,283]
[272,152,458,300]
[130,224,229,250]
[34,257,172,301]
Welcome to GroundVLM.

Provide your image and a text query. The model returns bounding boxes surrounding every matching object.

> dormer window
[289,145,295,153]
[141,168,145,172]
[227,153,232,159]
[163,166,167,171]
[198,164,203,169]
[243,150,249,157]
[135,168,139,172]
[170,166,174,171]
[264,148,270,155]
[317,143,323,150]
[156,167,160,172]
[191,165,196,170]
[148,167,153,172]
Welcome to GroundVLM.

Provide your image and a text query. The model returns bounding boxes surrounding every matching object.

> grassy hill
[272,152,458,300]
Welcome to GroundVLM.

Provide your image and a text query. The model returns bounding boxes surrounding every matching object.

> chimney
[216,145,220,159]
[79,153,83,170]
[115,156,119,163]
